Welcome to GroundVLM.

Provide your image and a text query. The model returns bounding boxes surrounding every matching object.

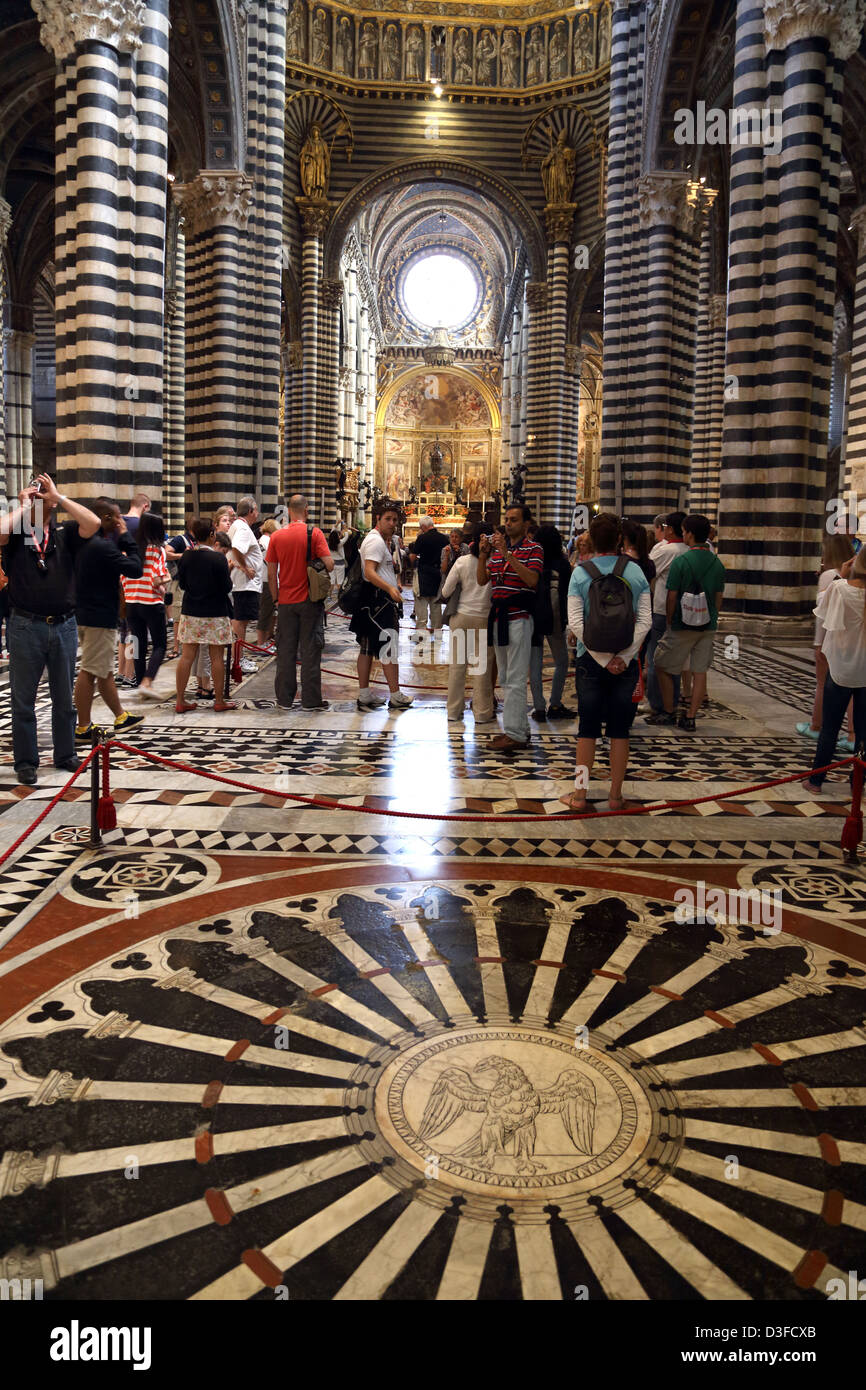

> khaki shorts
[78,625,117,679]
[654,627,715,676]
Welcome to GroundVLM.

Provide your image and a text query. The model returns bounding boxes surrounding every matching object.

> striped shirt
[121,544,168,605]
[487,536,544,619]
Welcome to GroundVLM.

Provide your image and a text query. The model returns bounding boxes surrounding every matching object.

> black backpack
[337,533,364,615]
[580,556,635,651]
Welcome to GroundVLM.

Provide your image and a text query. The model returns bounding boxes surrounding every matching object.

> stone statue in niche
[549,21,568,79]
[300,122,330,199]
[526,28,545,85]
[405,26,424,81]
[335,16,353,74]
[475,29,496,85]
[541,129,576,205]
[598,3,611,64]
[359,21,377,77]
[500,29,519,86]
[312,8,329,67]
[574,12,594,73]
[286,0,305,59]
[454,28,472,84]
[382,24,400,79]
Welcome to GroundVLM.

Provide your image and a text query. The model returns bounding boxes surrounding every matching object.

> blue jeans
[646,612,680,712]
[529,628,568,710]
[495,616,533,742]
[811,675,866,786]
[9,612,78,770]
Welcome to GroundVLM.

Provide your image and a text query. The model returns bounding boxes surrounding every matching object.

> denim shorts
[575,652,639,739]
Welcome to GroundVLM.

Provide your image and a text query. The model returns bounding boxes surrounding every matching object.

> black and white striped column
[0,197,10,506]
[297,202,328,502]
[524,279,548,515]
[35,0,170,504]
[846,206,866,498]
[690,293,727,521]
[173,172,253,511]
[320,277,343,519]
[162,207,185,535]
[4,329,34,503]
[718,0,859,622]
[541,206,576,530]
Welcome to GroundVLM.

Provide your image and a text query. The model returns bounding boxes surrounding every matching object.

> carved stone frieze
[0,197,12,250]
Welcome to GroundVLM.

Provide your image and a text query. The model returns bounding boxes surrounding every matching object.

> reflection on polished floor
[1,613,865,1301]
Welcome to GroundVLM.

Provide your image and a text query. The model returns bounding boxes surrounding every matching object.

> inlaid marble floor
[0,615,864,1301]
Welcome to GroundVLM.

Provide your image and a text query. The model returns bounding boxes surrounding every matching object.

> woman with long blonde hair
[805,544,866,791]
[797,533,855,747]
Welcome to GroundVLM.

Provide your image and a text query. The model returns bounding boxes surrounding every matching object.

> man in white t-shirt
[228,496,264,675]
[646,510,689,720]
[349,506,413,710]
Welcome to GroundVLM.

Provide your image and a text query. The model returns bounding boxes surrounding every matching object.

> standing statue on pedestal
[541,129,575,205]
[300,123,330,200]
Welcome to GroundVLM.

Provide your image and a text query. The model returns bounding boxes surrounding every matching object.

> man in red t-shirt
[267,495,334,710]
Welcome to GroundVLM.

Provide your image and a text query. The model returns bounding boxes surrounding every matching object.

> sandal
[608,797,627,811]
[175,700,197,713]
[561,791,589,812]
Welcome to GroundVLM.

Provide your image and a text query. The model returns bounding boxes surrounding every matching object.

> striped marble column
[542,205,576,530]
[320,277,344,514]
[523,280,548,514]
[845,206,866,498]
[4,330,35,502]
[356,299,369,469]
[0,197,10,506]
[173,172,254,511]
[599,0,648,513]
[297,202,328,501]
[35,0,170,503]
[284,339,302,494]
[690,294,727,522]
[718,0,861,622]
[508,306,522,484]
[500,327,512,484]
[341,263,358,459]
[162,204,186,533]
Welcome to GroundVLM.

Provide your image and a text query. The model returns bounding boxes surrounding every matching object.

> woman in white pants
[441,527,493,724]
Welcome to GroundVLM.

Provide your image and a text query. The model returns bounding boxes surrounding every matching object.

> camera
[27,478,44,495]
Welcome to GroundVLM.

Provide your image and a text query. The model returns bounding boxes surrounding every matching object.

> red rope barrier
[0,748,99,869]
[107,739,861,824]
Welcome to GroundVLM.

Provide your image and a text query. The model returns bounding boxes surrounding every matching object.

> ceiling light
[433,83,443,98]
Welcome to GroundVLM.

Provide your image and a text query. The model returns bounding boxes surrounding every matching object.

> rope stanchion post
[841,756,865,863]
[97,735,117,832]
[88,728,103,849]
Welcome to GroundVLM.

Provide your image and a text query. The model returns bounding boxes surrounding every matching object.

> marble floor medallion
[368,1023,681,1217]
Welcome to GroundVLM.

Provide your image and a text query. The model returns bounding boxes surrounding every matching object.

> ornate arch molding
[323,158,547,282]
[371,195,515,283]
[376,363,501,432]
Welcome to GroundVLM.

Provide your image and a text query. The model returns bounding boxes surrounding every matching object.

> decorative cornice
[32,0,146,62]
[173,172,253,235]
[638,171,691,230]
[296,195,332,239]
[0,197,11,250]
[525,280,548,310]
[764,0,866,60]
[849,205,866,258]
[544,201,578,246]
[321,277,344,309]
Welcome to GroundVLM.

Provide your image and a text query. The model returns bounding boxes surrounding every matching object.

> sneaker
[276,701,296,711]
[75,724,97,743]
[259,641,276,655]
[302,700,330,710]
[677,715,696,731]
[195,687,215,700]
[530,707,547,720]
[54,756,81,773]
[546,704,576,720]
[388,692,414,709]
[646,710,676,725]
[16,765,37,786]
[795,723,820,740]
[240,659,258,674]
[114,711,145,732]
[839,737,856,753]
[357,694,386,710]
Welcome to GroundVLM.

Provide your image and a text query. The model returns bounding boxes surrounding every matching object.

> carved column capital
[564,344,583,376]
[638,171,691,230]
[173,172,253,235]
[32,0,146,62]
[764,0,866,60]
[0,197,11,250]
[544,202,578,246]
[849,205,866,258]
[525,281,548,311]
[321,278,344,309]
[295,196,332,239]
[287,340,303,370]
[355,386,367,405]
[709,294,727,329]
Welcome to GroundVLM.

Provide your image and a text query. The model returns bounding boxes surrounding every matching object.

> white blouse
[441,552,491,620]
[814,580,866,687]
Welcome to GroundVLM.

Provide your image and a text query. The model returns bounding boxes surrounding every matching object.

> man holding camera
[0,474,100,785]
[478,504,543,751]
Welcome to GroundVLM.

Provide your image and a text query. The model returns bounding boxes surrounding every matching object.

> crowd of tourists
[1,476,863,809]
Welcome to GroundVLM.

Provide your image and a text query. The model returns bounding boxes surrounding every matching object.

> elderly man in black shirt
[0,474,100,785]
